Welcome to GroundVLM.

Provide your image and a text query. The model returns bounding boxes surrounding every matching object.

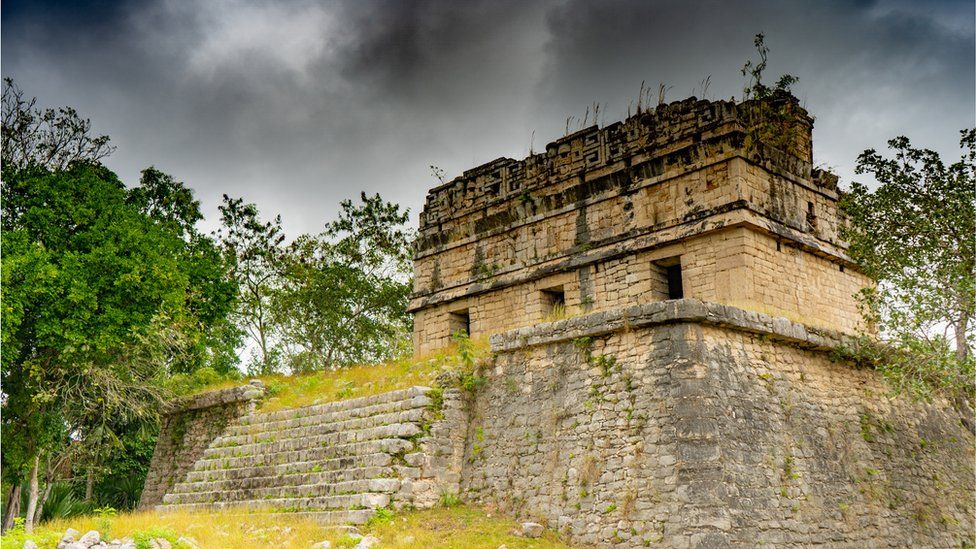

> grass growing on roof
[191,336,490,413]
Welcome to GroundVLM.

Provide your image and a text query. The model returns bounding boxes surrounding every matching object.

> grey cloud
[2,0,972,238]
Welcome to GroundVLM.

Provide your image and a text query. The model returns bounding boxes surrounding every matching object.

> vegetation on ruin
[191,334,490,413]
[739,34,806,158]
[0,504,569,549]
[839,128,975,427]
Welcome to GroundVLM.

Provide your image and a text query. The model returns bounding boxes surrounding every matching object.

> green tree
[274,193,413,371]
[841,130,975,427]
[216,195,286,374]
[2,164,184,529]
[2,164,239,528]
[130,168,241,375]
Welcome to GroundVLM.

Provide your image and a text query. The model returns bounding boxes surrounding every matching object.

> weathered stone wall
[410,95,869,354]
[460,300,974,547]
[143,385,468,523]
[414,226,868,353]
[138,381,265,509]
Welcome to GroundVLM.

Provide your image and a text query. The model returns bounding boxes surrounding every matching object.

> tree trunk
[955,313,970,363]
[33,468,55,527]
[2,483,21,532]
[85,466,95,503]
[23,455,38,533]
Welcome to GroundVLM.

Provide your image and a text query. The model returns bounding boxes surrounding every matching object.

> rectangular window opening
[653,256,684,300]
[540,285,567,320]
[448,309,471,338]
[666,264,684,299]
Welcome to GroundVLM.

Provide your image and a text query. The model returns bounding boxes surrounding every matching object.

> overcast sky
[3,0,973,237]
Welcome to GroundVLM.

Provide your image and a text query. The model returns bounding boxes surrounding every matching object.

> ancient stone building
[144,95,974,547]
[409,94,869,353]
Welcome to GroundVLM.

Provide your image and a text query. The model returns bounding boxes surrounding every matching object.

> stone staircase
[158,386,442,524]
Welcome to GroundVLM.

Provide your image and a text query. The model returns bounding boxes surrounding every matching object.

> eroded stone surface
[409,95,868,354]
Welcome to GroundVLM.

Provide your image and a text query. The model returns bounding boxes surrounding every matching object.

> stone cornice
[489,298,848,353]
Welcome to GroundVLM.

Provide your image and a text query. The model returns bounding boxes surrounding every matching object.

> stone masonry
[142,95,974,547]
[409,94,869,354]
[466,299,974,547]
[147,386,468,524]
[144,301,975,545]
[139,381,266,509]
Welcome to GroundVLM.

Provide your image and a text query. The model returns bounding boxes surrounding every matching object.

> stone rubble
[520,522,543,538]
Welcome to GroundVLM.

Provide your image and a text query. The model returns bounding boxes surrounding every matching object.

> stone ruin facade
[143,95,974,548]
[409,94,869,353]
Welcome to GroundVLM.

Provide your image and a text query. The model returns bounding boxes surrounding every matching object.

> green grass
[192,337,490,413]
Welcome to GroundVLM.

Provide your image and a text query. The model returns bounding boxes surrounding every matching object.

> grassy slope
[197,337,489,413]
[0,505,571,549]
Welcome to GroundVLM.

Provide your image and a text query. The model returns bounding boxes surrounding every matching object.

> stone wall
[142,385,468,523]
[143,301,974,546]
[138,381,265,509]
[413,226,868,353]
[460,300,974,547]
[409,95,870,354]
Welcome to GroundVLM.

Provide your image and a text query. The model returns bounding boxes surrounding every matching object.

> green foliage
[739,34,805,157]
[1,163,229,504]
[1,82,238,526]
[132,526,179,549]
[840,129,975,418]
[216,195,286,375]
[0,518,62,549]
[454,331,476,371]
[166,367,241,396]
[38,483,91,522]
[365,507,395,528]
[272,193,413,372]
[439,492,462,508]
[592,354,616,377]
[741,34,799,101]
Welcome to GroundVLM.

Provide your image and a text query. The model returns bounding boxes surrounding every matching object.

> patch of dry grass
[2,509,331,549]
[1,504,572,549]
[337,505,571,548]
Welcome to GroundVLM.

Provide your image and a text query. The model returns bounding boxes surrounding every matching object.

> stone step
[191,438,415,473]
[184,453,395,484]
[161,492,391,512]
[230,387,431,433]
[165,478,401,505]
[211,408,427,450]
[175,465,420,495]
[200,423,420,461]
[158,508,377,526]
[226,395,432,438]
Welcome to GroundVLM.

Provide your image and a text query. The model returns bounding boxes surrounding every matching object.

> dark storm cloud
[2,0,973,237]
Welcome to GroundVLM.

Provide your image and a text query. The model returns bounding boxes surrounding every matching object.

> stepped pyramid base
[143,385,468,523]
